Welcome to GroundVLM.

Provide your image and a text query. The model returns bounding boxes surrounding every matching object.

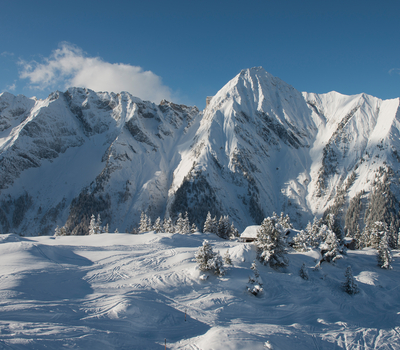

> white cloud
[389,68,400,76]
[19,42,172,103]
[7,82,16,91]
[1,51,14,57]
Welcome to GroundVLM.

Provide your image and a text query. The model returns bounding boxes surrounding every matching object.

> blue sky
[1,0,399,109]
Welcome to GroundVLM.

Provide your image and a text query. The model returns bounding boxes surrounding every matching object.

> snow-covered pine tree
[153,217,163,233]
[364,176,400,248]
[191,222,198,234]
[353,224,362,249]
[293,230,310,251]
[163,217,174,233]
[203,212,214,233]
[325,213,343,243]
[377,232,393,269]
[230,222,239,239]
[342,266,359,294]
[59,226,68,236]
[89,214,96,235]
[362,221,388,249]
[211,216,218,234]
[299,263,309,280]
[255,215,289,269]
[139,212,148,233]
[250,260,260,279]
[247,260,263,295]
[207,251,225,276]
[183,212,190,234]
[195,240,215,271]
[319,228,342,264]
[217,215,230,239]
[96,214,102,234]
[304,217,325,248]
[278,212,293,230]
[223,250,232,265]
[195,240,225,276]
[176,212,184,234]
[146,216,152,232]
[55,225,61,236]
[104,223,109,234]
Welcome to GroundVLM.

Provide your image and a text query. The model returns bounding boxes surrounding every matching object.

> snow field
[0,232,399,349]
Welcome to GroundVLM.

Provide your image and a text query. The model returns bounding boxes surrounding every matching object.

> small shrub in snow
[299,263,309,280]
[247,260,263,296]
[377,233,393,269]
[342,266,359,295]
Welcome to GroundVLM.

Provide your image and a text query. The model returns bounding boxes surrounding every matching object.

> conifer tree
[299,263,309,280]
[195,240,224,275]
[255,216,289,269]
[191,222,198,234]
[293,230,310,251]
[377,232,393,269]
[230,222,239,239]
[223,250,232,265]
[247,260,263,295]
[163,217,174,233]
[279,212,293,230]
[55,225,61,236]
[183,212,190,234]
[176,212,184,234]
[96,214,102,234]
[319,229,342,264]
[153,217,163,233]
[195,240,215,272]
[89,214,96,235]
[217,215,230,239]
[203,212,214,233]
[139,212,148,233]
[343,266,359,294]
[146,216,152,232]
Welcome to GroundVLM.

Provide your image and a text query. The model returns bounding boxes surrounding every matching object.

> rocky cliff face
[1,67,399,235]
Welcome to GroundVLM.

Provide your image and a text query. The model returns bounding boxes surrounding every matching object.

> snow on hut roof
[240,225,260,239]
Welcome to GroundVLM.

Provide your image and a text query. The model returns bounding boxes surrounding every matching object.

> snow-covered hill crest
[1,67,399,235]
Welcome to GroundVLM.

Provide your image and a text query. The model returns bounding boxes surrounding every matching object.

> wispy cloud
[19,42,172,103]
[389,68,400,76]
[6,82,16,91]
[1,51,14,57]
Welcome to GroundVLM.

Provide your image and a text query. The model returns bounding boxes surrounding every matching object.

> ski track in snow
[0,232,399,349]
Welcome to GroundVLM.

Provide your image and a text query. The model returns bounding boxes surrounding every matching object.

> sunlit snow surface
[0,232,399,349]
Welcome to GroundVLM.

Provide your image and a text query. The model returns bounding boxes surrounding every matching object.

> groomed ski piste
[0,231,399,349]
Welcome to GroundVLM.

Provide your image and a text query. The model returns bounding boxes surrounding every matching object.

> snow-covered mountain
[1,67,399,235]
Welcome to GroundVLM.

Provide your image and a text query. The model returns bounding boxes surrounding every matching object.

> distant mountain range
[1,67,399,235]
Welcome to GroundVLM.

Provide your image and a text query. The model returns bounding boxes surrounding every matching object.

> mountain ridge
[1,67,399,235]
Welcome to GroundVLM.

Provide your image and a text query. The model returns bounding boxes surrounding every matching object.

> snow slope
[0,231,399,349]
